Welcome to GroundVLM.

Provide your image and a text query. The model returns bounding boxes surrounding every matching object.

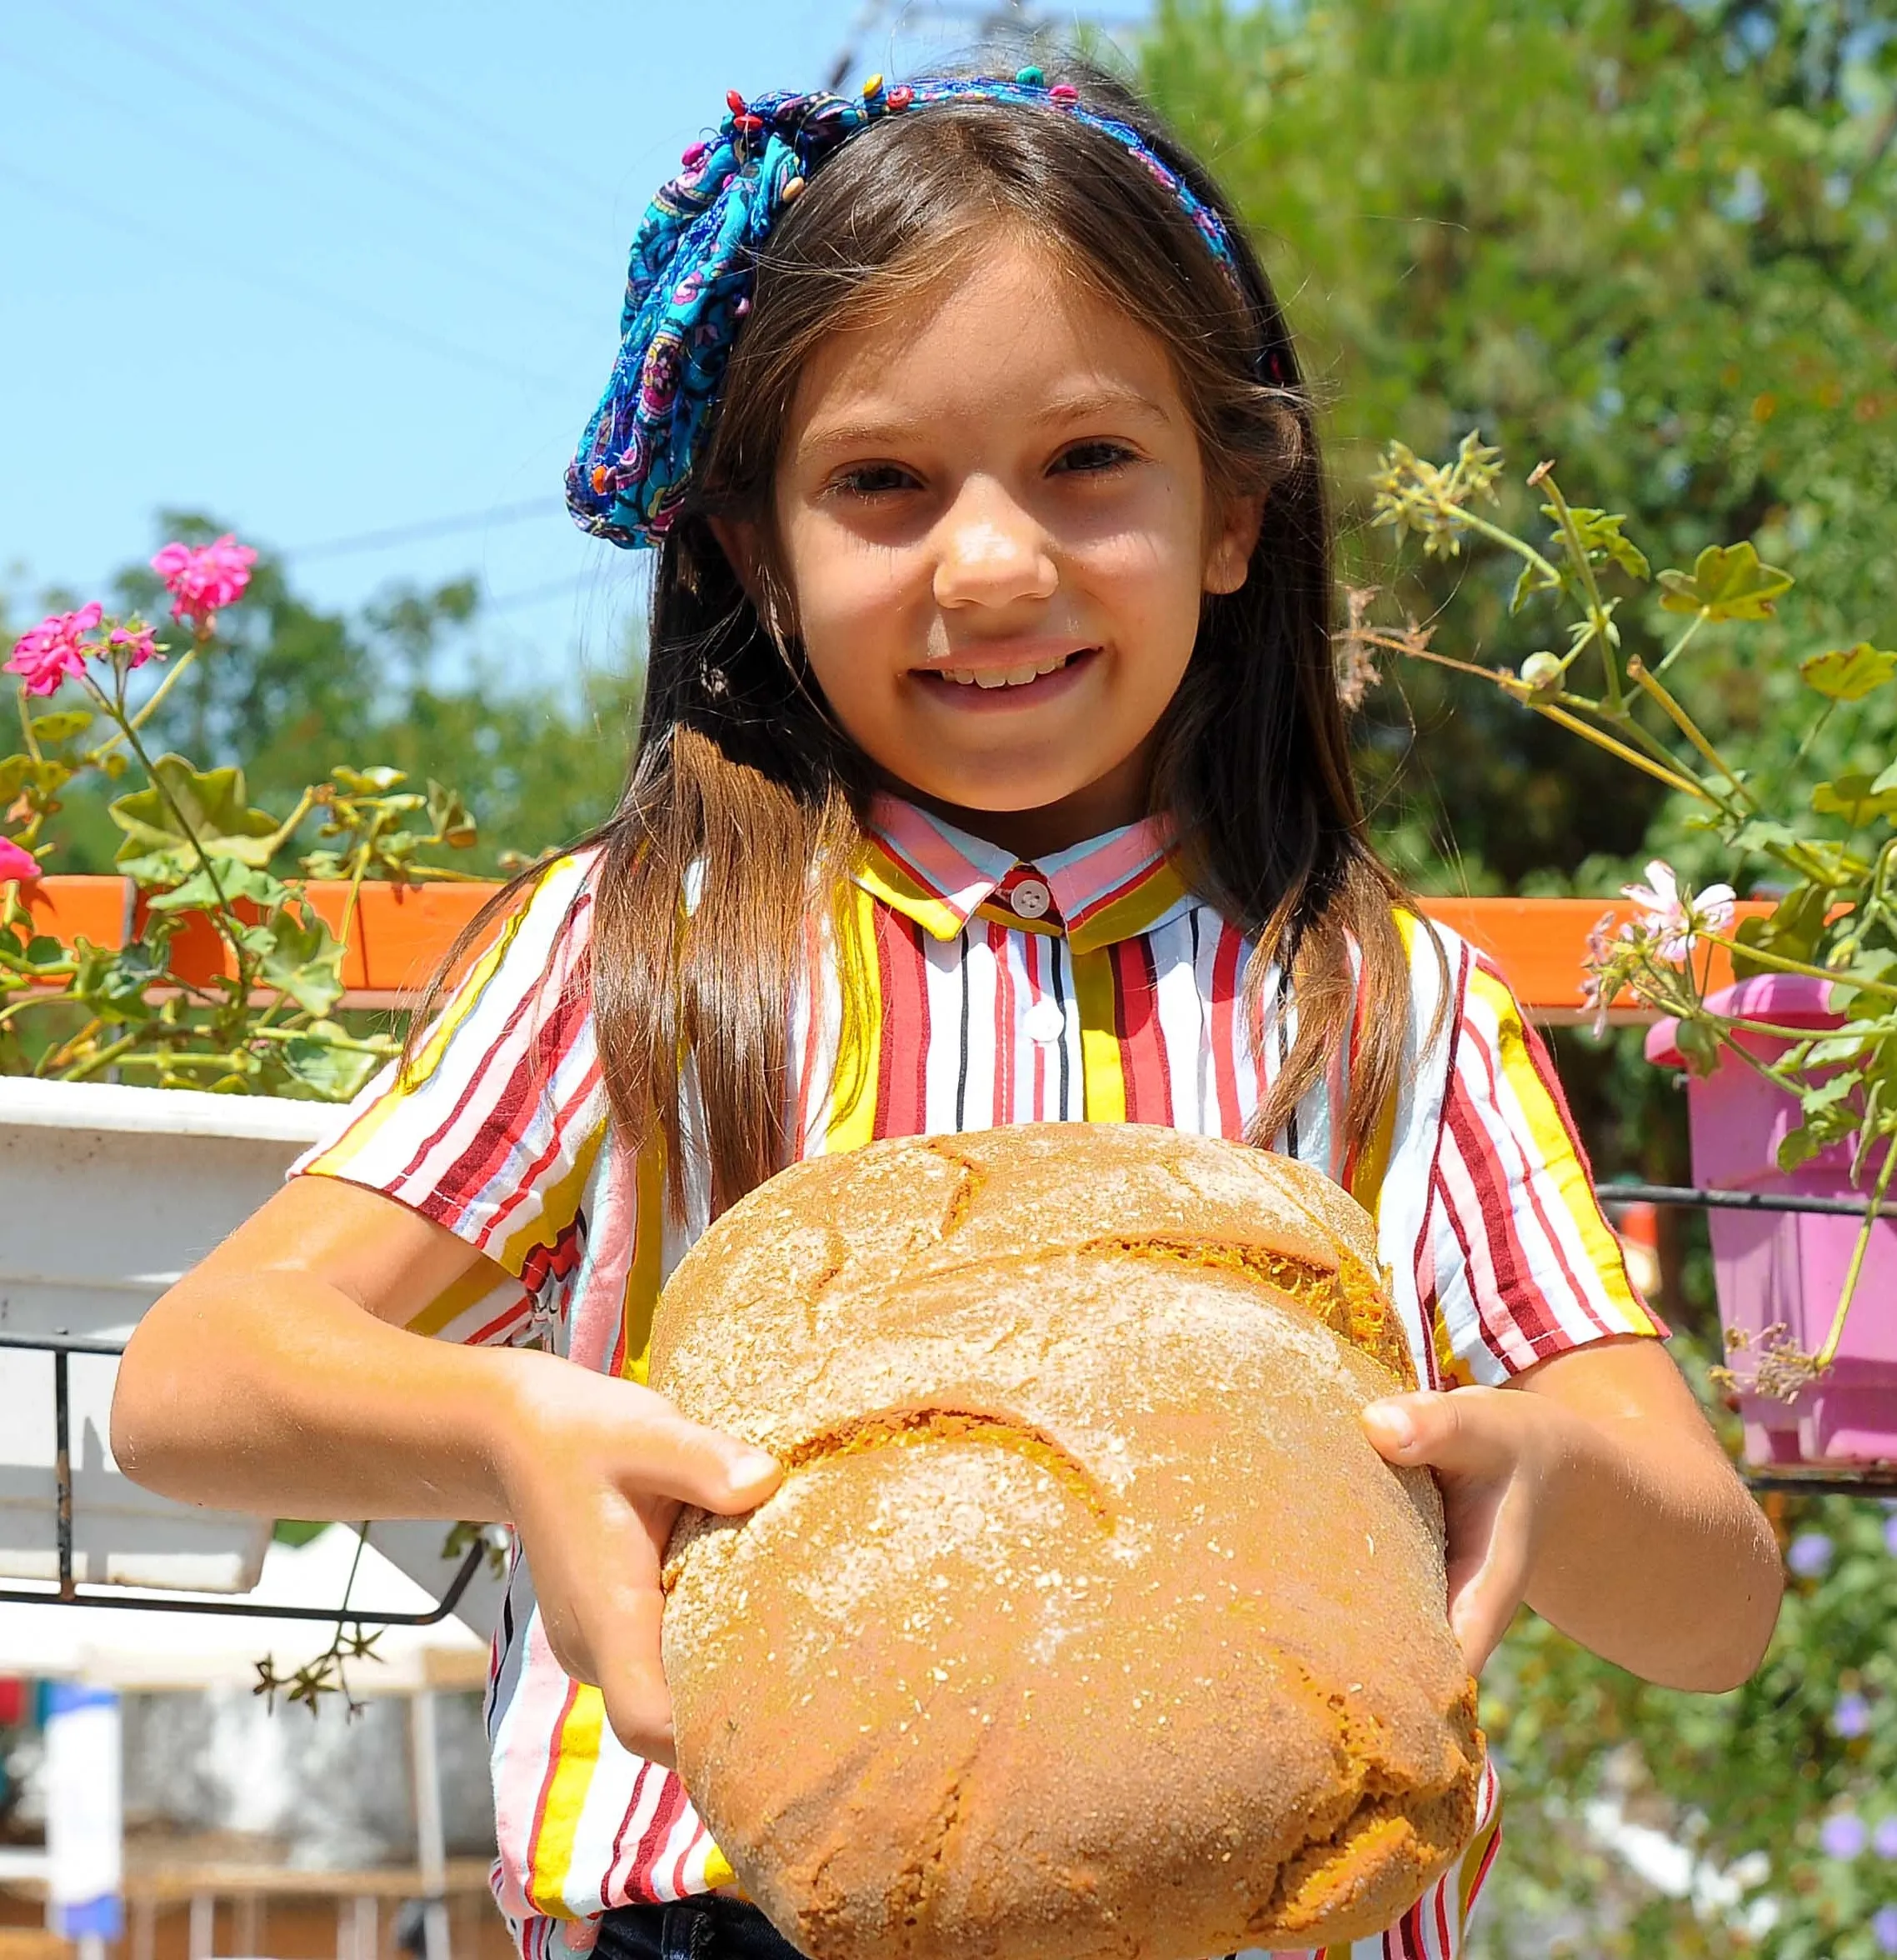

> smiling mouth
[925,648,1095,691]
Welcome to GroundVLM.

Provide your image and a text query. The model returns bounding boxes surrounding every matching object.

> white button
[1009,877,1052,921]
[1022,998,1066,1045]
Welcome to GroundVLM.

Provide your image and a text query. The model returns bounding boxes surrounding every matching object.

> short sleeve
[290,851,609,1348]
[1422,948,1666,1386]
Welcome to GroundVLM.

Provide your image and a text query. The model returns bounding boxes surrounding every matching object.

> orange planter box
[14,877,1771,1023]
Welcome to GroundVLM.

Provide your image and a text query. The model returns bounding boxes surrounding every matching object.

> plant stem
[98,678,249,971]
[1696,932,1897,1003]
[1444,506,1568,588]
[1625,658,1757,811]
[1538,472,1625,712]
[1815,1131,1897,1370]
[247,1025,394,1056]
[61,1031,142,1083]
[1650,611,1708,679]
[87,647,199,764]
[1790,695,1840,773]
[1527,700,1709,800]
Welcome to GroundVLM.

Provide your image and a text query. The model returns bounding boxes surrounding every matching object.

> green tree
[1138,3,1897,1952]
[17,513,641,879]
[1144,0,1897,893]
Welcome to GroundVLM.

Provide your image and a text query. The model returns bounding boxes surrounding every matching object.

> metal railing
[0,1328,484,1623]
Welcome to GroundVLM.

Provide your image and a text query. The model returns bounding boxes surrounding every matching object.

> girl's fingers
[1445,1489,1531,1673]
[1360,1388,1516,1473]
[592,1584,679,1766]
[619,1388,783,1515]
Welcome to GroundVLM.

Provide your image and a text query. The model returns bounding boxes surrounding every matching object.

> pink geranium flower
[108,623,163,672]
[5,602,102,698]
[150,534,256,631]
[0,835,39,883]
[1621,859,1736,963]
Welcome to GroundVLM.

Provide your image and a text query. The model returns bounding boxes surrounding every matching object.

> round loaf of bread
[651,1122,1483,1960]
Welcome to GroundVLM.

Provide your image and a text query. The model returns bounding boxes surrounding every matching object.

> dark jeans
[597,1898,807,1960]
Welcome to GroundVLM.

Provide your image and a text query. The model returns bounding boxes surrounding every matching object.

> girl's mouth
[915,646,1099,702]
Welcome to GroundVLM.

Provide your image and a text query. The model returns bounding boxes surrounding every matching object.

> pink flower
[1621,859,1735,963]
[150,533,256,631]
[108,623,163,671]
[6,602,102,698]
[1580,907,1641,1036]
[0,835,38,883]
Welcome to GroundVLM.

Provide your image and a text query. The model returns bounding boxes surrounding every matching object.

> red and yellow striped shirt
[293,795,1660,1960]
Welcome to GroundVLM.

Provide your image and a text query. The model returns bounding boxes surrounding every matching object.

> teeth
[936,651,1080,689]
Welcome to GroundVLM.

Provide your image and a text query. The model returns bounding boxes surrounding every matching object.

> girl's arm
[111,1174,781,1762]
[1362,1336,1783,1691]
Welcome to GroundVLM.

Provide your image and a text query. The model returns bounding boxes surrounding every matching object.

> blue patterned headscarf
[566,70,1248,550]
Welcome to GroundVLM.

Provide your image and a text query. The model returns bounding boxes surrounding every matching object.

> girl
[112,63,1782,1960]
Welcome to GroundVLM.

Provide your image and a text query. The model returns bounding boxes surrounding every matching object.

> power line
[0,157,567,393]
[480,574,622,617]
[62,0,601,317]
[149,0,609,271]
[246,0,596,215]
[287,501,561,562]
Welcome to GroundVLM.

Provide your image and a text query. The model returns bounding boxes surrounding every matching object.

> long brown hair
[416,64,1429,1220]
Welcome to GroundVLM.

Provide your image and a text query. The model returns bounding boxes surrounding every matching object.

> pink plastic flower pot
[1647,973,1897,1471]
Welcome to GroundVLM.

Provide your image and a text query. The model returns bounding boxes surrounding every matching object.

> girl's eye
[1052,440,1137,477]
[829,463,919,499]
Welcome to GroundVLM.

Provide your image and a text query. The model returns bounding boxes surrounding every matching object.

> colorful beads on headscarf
[566,74,1246,550]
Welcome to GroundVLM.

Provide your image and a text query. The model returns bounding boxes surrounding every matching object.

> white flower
[1620,859,1736,963]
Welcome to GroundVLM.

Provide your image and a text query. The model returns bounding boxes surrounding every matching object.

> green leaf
[257,908,345,1017]
[1655,542,1794,621]
[426,780,477,849]
[0,757,29,803]
[1546,503,1651,581]
[1797,1072,1859,1115]
[331,764,407,796]
[22,936,68,976]
[29,710,92,743]
[1733,818,1800,855]
[1812,774,1897,828]
[145,862,288,914]
[1673,1016,1722,1076]
[1777,1123,1824,1172]
[1800,642,1897,702]
[108,755,283,869]
[277,1030,380,1100]
[116,846,196,890]
[1732,885,1831,977]
[1510,560,1562,615]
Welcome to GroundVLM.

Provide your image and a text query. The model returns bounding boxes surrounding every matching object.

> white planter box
[0,1080,503,1635]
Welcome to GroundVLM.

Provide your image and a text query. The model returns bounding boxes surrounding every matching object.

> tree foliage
[1144,0,1897,892]
[1140,2,1897,1951]
[14,512,641,880]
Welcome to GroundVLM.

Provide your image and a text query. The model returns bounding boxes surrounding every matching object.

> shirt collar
[856,792,1195,952]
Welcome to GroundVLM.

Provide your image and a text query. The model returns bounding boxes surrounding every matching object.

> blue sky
[2,2,1150,696]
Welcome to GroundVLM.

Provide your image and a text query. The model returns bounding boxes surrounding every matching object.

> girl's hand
[497,1352,781,1764]
[1360,1339,1781,1692]
[1360,1387,1570,1676]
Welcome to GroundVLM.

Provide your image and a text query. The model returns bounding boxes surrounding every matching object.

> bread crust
[654,1124,1484,1960]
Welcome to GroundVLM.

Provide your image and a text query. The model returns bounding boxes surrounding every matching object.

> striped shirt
[293,794,1660,1960]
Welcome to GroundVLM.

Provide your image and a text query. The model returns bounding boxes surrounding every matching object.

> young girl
[112,63,1782,1960]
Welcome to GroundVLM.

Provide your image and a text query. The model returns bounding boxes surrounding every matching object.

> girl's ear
[1203,494,1265,597]
[707,515,766,601]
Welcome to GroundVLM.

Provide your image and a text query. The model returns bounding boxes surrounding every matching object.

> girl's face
[726,237,1260,858]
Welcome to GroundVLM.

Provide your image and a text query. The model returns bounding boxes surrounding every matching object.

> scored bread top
[647,1122,1414,1402]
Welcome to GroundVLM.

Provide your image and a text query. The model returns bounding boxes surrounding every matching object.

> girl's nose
[931,483,1057,611]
